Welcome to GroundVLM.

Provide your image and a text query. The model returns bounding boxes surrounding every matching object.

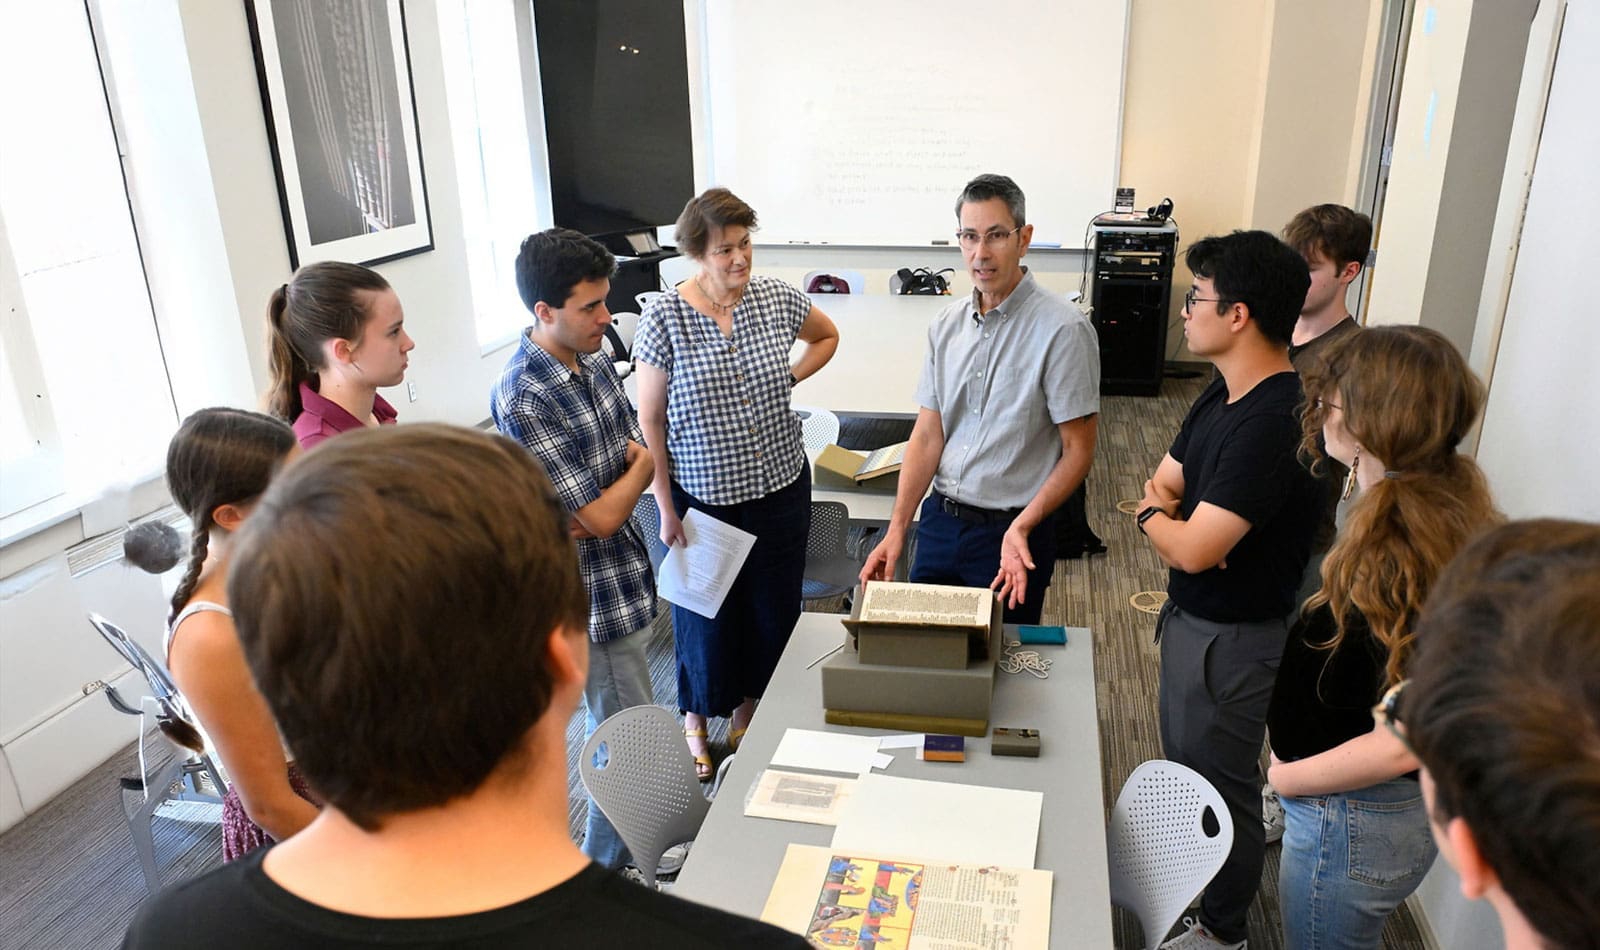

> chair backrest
[89,612,179,703]
[87,612,206,753]
[580,705,711,881]
[631,493,669,573]
[808,501,850,560]
[635,290,665,312]
[1107,759,1235,950]
[793,405,841,457]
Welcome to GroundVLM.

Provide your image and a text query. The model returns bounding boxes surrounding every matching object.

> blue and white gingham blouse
[634,276,809,505]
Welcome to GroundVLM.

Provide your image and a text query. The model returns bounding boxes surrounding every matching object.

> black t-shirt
[1289,318,1359,554]
[1166,372,1319,622]
[1267,605,1413,780]
[122,852,809,949]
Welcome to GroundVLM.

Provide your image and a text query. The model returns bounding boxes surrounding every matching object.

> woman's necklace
[694,274,743,314]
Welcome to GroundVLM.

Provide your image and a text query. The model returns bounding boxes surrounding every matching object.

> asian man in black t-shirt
[1135,230,1318,950]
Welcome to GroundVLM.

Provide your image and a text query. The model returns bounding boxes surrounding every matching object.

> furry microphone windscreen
[123,521,185,574]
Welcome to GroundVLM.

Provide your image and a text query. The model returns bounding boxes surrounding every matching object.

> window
[0,3,177,520]
[436,0,550,349]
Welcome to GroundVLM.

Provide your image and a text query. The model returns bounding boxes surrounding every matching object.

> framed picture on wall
[245,0,432,269]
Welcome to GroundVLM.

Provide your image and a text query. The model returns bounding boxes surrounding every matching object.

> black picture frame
[245,0,433,269]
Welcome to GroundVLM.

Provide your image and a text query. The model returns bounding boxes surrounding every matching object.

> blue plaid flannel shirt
[491,333,655,642]
[633,275,809,505]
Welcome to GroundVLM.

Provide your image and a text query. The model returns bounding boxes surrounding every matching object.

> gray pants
[1157,602,1289,944]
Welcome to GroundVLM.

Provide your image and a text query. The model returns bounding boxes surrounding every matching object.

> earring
[1342,446,1361,502]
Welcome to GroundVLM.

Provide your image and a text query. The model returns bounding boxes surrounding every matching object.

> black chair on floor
[803,501,861,613]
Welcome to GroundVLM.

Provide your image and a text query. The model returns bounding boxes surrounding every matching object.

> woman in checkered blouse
[635,188,840,780]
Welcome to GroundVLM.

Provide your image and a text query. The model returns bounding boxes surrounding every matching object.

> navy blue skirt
[670,466,810,717]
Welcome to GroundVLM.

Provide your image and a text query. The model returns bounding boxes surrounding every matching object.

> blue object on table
[1018,625,1068,645]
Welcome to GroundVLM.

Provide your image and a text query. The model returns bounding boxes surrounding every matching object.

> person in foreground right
[1402,519,1600,950]
[1266,326,1499,949]
[123,424,807,950]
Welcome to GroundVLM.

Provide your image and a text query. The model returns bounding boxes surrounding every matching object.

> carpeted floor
[0,369,1425,949]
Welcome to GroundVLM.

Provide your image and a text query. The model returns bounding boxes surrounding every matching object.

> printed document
[656,508,756,619]
[760,844,1052,949]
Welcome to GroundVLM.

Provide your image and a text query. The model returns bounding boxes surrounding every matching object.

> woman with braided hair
[163,407,317,860]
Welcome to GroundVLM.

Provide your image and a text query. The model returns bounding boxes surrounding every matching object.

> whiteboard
[700,0,1129,249]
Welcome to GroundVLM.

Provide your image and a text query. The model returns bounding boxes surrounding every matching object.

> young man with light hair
[123,425,807,949]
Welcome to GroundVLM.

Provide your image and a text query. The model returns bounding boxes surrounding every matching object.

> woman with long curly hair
[1265,325,1499,949]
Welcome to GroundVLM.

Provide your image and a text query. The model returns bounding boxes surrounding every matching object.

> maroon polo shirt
[292,381,397,450]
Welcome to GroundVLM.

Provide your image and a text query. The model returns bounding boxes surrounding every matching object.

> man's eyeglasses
[1184,288,1225,312]
[955,227,1022,249]
[1372,678,1413,753]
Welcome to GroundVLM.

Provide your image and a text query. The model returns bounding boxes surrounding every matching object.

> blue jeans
[1278,776,1437,950]
[580,622,656,869]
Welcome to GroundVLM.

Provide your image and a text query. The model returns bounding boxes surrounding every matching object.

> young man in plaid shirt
[491,228,658,874]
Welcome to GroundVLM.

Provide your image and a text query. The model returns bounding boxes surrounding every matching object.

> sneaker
[1262,784,1285,845]
[658,843,690,876]
[1158,916,1246,950]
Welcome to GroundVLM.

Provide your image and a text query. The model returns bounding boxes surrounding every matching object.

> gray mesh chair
[82,612,226,894]
[1108,759,1234,949]
[580,705,711,885]
[803,501,860,613]
[793,405,841,456]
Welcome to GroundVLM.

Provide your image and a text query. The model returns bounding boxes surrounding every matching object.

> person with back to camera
[634,187,840,781]
[1265,326,1500,949]
[122,424,811,949]
[1402,519,1600,950]
[264,261,415,449]
[160,407,317,861]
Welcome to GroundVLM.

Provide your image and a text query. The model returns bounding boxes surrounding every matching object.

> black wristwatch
[1136,505,1165,534]
[789,371,800,388]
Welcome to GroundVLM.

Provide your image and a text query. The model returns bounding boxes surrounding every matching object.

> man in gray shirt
[860,174,1100,623]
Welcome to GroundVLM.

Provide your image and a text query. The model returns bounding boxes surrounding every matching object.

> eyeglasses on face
[955,227,1022,249]
[1372,678,1413,753]
[1184,288,1225,312]
[1315,397,1343,412]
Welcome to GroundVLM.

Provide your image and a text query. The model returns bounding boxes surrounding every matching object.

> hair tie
[1383,470,1403,480]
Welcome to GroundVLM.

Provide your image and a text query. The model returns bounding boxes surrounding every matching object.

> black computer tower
[1089,223,1177,396]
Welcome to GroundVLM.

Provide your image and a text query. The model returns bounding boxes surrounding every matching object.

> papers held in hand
[814,441,908,486]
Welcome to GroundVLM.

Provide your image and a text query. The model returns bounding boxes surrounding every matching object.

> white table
[672,612,1114,949]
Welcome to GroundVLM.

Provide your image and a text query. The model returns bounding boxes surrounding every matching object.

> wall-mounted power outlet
[406,381,418,403]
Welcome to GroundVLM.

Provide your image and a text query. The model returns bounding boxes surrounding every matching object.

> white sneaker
[1158,916,1246,950]
[1262,784,1285,845]
[658,843,690,875]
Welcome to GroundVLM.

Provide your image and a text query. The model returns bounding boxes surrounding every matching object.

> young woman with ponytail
[163,408,318,860]
[264,262,414,449]
[1265,325,1500,949]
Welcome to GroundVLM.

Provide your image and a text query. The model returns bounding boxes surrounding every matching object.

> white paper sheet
[830,773,1044,868]
[656,508,757,619]
[770,728,885,775]
[743,770,858,825]
[876,733,924,750]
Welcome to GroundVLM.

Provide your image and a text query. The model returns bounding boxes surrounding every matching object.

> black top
[1289,317,1359,555]
[122,852,809,949]
[1166,372,1320,622]
[1267,605,1411,775]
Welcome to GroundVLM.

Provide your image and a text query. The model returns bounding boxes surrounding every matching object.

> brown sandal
[683,727,713,782]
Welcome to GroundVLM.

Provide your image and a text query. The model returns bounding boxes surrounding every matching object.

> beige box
[842,583,1001,670]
